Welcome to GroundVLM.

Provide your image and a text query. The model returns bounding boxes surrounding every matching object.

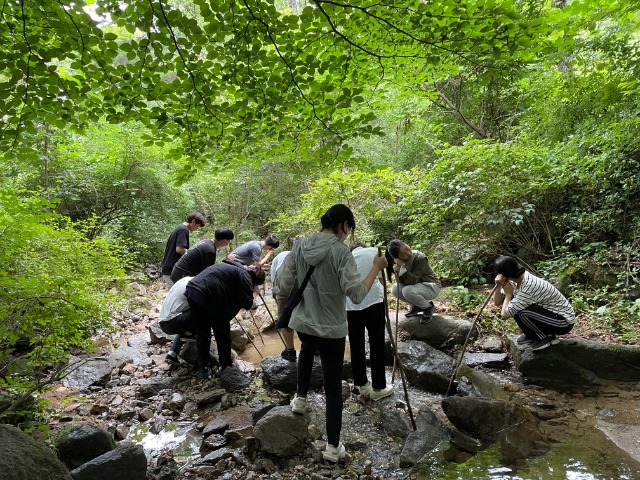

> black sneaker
[531,335,559,351]
[405,305,423,317]
[517,334,534,345]
[420,302,435,324]
[281,348,297,362]
[165,352,179,365]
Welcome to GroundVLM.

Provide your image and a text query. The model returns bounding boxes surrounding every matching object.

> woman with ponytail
[274,204,387,463]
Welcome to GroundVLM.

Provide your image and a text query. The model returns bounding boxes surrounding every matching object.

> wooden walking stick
[257,292,286,346]
[445,284,498,397]
[248,309,265,345]
[391,275,400,382]
[235,317,263,359]
[379,248,417,430]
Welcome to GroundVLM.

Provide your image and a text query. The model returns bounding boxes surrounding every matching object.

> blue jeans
[296,331,345,447]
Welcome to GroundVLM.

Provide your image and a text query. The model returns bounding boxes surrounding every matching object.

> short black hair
[247,266,266,286]
[387,239,406,259]
[264,234,280,249]
[320,204,355,232]
[214,227,234,241]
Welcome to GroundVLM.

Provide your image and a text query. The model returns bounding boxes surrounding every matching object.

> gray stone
[65,357,112,392]
[0,424,72,480]
[462,352,510,369]
[148,322,173,345]
[56,423,116,469]
[203,418,229,437]
[261,355,323,394]
[230,323,248,353]
[136,377,181,398]
[398,340,456,393]
[219,365,251,391]
[400,409,449,467]
[69,443,148,480]
[454,364,509,400]
[253,405,310,457]
[396,314,476,349]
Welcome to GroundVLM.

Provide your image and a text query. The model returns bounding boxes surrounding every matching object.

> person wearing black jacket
[170,227,234,283]
[185,261,265,378]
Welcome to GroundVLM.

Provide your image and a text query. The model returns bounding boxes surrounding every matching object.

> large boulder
[55,423,115,469]
[69,443,147,480]
[397,340,456,393]
[394,314,476,350]
[65,357,113,392]
[253,405,310,457]
[510,337,640,387]
[0,424,72,480]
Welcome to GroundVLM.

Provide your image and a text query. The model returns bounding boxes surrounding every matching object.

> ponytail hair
[320,204,355,233]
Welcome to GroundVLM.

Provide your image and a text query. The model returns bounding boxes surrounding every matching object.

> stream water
[131,325,640,478]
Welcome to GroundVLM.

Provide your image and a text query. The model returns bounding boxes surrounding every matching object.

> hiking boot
[370,386,394,401]
[281,348,297,362]
[323,442,346,463]
[291,394,307,414]
[531,335,560,352]
[420,302,435,324]
[165,351,179,365]
[357,381,372,396]
[405,305,423,317]
[517,334,535,345]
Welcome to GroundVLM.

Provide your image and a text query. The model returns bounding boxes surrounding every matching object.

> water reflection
[130,422,201,462]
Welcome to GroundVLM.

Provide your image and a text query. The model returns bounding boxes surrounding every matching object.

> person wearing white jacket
[274,204,387,463]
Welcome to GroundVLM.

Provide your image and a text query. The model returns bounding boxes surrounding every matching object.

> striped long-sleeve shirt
[507,272,575,324]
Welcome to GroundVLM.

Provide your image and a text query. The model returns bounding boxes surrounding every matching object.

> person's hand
[372,253,387,270]
[227,253,238,261]
[494,274,506,286]
[502,280,514,295]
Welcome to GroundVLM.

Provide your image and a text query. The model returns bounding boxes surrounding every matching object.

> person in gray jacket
[274,204,387,463]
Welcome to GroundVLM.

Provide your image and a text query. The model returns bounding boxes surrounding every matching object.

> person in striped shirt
[493,255,575,351]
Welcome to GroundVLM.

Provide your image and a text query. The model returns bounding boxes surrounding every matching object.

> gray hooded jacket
[273,232,369,338]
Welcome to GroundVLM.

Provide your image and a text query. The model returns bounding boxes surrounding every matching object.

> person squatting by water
[347,244,393,401]
[493,255,575,351]
[386,239,441,324]
[161,261,265,379]
[274,204,387,463]
[161,211,205,288]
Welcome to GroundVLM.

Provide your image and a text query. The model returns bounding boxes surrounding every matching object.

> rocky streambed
[28,280,640,479]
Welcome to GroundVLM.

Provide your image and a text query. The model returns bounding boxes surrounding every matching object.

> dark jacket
[186,261,254,324]
[170,239,217,282]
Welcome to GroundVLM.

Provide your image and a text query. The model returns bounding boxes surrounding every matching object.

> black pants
[296,331,345,447]
[347,302,386,390]
[185,288,233,370]
[159,310,194,356]
[514,304,574,340]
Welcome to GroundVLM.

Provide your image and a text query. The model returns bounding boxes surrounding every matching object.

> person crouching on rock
[184,261,266,379]
[493,255,575,352]
[387,239,441,324]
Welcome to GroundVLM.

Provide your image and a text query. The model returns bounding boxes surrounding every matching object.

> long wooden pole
[445,284,498,397]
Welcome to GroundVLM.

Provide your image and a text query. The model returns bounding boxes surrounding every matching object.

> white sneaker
[357,381,372,396]
[370,386,393,401]
[291,394,307,414]
[323,441,346,462]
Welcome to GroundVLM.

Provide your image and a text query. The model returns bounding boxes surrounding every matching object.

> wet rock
[454,364,509,400]
[136,377,181,398]
[203,418,229,437]
[197,447,247,467]
[441,396,540,447]
[167,392,186,411]
[379,404,412,438]
[398,340,455,393]
[477,336,504,352]
[399,409,449,467]
[69,443,147,480]
[0,424,72,480]
[138,407,154,421]
[250,399,278,424]
[202,433,227,451]
[66,357,113,392]
[219,365,251,391]
[261,355,323,394]
[510,337,640,386]
[127,333,149,349]
[191,388,225,405]
[462,352,510,369]
[230,323,249,352]
[56,423,116,469]
[253,406,310,456]
[149,415,167,434]
[114,425,129,441]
